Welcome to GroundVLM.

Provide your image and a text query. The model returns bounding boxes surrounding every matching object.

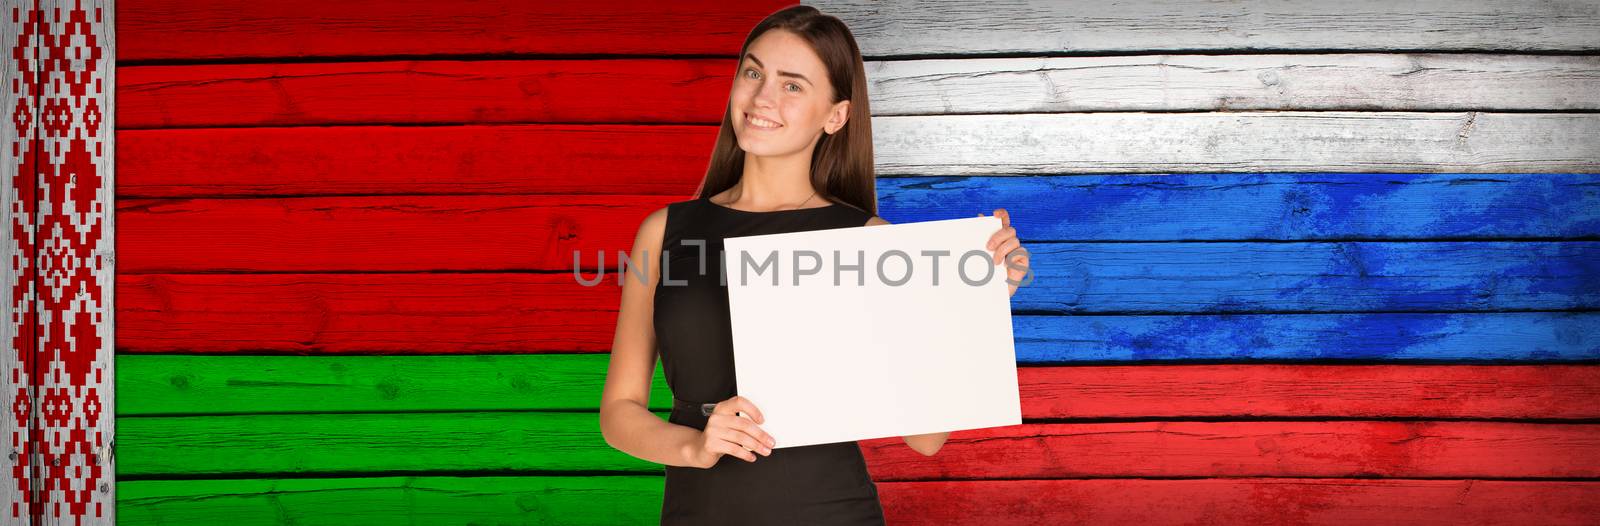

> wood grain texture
[811,0,1600,55]
[0,0,32,518]
[116,354,1600,419]
[121,53,1600,129]
[116,476,1600,526]
[1014,312,1599,362]
[115,411,667,477]
[858,421,1600,480]
[116,195,671,273]
[871,112,1600,175]
[118,125,711,198]
[872,478,1600,526]
[878,174,1600,241]
[117,164,1600,240]
[114,198,1600,313]
[1013,241,1598,313]
[115,273,1599,359]
[119,0,791,61]
[116,413,1600,479]
[118,476,667,525]
[868,54,1600,114]
[120,59,739,129]
[117,354,674,416]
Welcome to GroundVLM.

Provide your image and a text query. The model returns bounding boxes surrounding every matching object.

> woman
[598,5,1030,524]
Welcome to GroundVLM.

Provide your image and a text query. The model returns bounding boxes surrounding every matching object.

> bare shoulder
[864,215,891,226]
[634,205,670,248]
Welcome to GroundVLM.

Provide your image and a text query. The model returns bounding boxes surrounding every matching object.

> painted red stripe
[877,478,1600,525]
[860,421,1600,480]
[117,195,667,273]
[120,60,739,129]
[1016,364,1600,420]
[117,125,711,198]
[120,0,791,61]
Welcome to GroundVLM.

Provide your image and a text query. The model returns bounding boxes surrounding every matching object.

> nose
[751,77,779,110]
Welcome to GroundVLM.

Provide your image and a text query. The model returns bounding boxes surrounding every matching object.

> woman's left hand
[983,208,1030,297]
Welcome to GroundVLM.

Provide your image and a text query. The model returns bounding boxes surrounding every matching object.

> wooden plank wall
[816,0,1600,524]
[5,1,115,525]
[111,1,1600,525]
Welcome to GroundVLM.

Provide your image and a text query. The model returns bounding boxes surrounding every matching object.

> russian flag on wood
[5,0,1596,524]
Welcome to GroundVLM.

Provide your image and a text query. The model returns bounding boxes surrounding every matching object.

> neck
[733,149,816,208]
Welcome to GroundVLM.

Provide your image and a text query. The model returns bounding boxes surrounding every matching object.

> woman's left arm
[866,209,1029,456]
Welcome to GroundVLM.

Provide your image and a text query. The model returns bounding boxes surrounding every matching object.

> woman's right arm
[598,206,704,467]
[598,207,777,467]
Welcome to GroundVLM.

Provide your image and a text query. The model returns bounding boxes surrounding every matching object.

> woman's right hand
[688,395,776,468]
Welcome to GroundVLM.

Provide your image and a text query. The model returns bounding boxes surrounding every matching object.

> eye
[785,83,801,93]
[744,67,760,79]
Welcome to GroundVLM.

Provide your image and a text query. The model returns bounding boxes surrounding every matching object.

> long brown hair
[694,5,876,216]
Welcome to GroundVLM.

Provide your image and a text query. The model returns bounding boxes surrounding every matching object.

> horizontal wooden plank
[120,59,737,129]
[117,354,1600,419]
[874,478,1600,526]
[117,273,1600,358]
[1014,363,1600,419]
[116,195,668,273]
[118,475,1600,525]
[118,125,710,198]
[1015,313,1600,362]
[858,421,1600,480]
[869,54,1600,114]
[879,174,1600,241]
[117,414,1600,479]
[813,0,1600,55]
[872,112,1600,175]
[116,273,622,353]
[117,411,664,477]
[1014,241,1598,313]
[119,476,666,525]
[116,354,674,416]
[120,0,789,61]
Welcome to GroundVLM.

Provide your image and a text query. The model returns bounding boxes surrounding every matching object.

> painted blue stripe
[878,173,1600,241]
[1010,241,1598,313]
[1012,312,1599,362]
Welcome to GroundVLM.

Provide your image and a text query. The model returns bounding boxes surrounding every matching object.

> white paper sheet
[723,216,1022,449]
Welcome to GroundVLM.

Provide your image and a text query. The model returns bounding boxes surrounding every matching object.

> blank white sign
[723,216,1022,449]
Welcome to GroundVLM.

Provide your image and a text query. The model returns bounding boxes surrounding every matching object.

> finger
[987,226,1015,250]
[730,396,765,424]
[993,238,1021,265]
[712,440,758,462]
[731,418,777,448]
[732,429,772,456]
[711,428,764,459]
[994,208,1010,228]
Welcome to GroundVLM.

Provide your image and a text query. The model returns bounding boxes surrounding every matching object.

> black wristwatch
[700,403,717,417]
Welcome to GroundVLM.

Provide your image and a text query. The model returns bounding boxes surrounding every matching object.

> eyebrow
[744,53,813,85]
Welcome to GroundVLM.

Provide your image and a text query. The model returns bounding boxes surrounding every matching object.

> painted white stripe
[866,54,1600,114]
[870,112,1600,175]
[806,0,1600,55]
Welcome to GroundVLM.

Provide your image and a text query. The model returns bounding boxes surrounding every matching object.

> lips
[745,111,783,130]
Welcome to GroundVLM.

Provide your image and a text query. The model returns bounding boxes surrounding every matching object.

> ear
[825,100,850,135]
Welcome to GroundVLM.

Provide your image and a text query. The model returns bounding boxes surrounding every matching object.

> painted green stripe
[119,475,663,525]
[117,353,673,416]
[117,411,669,477]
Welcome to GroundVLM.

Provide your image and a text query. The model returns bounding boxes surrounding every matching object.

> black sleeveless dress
[653,195,887,525]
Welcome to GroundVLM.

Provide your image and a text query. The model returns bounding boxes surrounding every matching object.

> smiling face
[729,29,851,158]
